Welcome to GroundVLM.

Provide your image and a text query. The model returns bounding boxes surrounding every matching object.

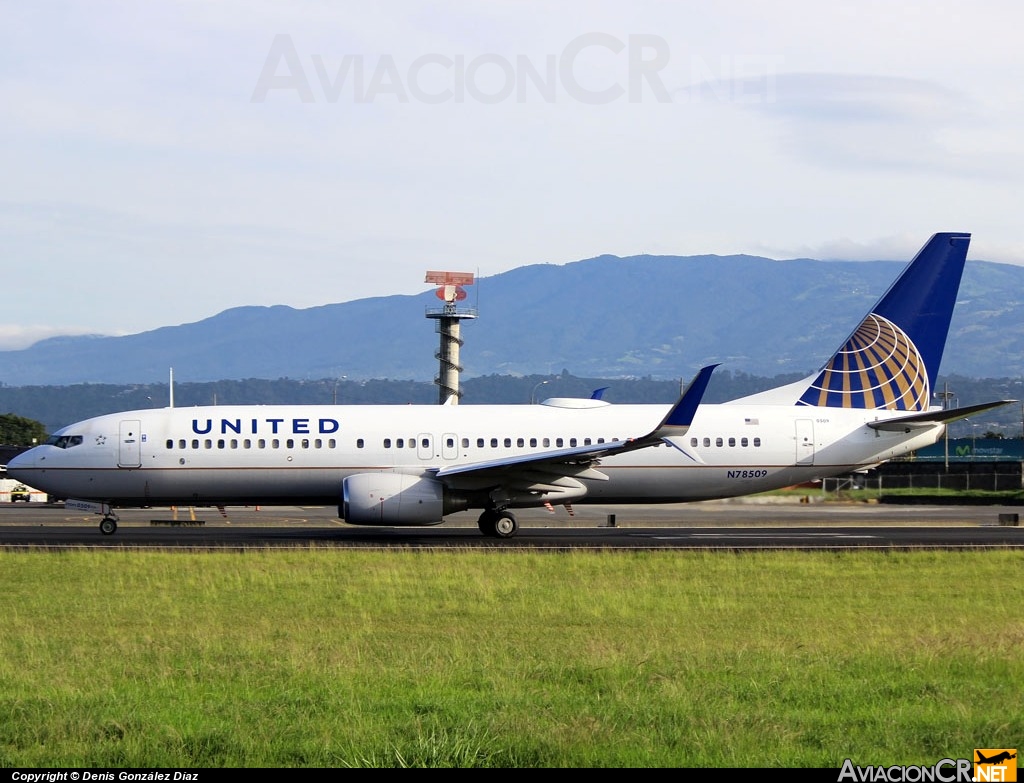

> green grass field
[1,549,1021,767]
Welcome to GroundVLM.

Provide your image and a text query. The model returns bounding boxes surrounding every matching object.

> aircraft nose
[6,449,35,475]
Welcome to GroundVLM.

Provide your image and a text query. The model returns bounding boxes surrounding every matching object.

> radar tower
[425,271,478,404]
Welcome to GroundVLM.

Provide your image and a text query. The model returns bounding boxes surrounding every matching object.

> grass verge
[1,549,1021,767]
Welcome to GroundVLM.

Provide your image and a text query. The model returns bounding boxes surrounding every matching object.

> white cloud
[0,325,117,352]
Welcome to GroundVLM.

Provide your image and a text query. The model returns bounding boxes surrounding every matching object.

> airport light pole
[532,378,548,403]
[936,383,957,471]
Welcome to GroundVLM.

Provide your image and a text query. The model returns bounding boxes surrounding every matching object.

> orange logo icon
[974,749,1017,782]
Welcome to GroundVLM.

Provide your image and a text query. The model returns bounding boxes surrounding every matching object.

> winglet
[435,364,719,479]
[658,364,719,430]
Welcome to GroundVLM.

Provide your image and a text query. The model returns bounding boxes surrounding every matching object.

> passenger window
[384,438,392,448]
[570,438,577,447]
[754,437,761,447]
[258,439,266,449]
[490,438,498,448]
[286,439,295,449]
[543,438,550,447]
[504,438,512,447]
[741,437,748,447]
[516,438,524,447]
[396,438,404,448]
[728,438,736,447]
[301,439,309,448]
[192,439,200,449]
[715,438,723,447]
[530,438,537,447]
[584,438,592,446]
[165,439,173,449]
[477,438,485,448]
[204,439,212,449]
[556,438,563,447]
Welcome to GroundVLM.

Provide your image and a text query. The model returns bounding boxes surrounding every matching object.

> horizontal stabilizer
[867,400,1018,432]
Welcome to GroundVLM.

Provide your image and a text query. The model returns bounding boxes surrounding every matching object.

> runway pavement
[1,499,1022,550]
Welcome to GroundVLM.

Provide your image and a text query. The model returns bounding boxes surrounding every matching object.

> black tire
[477,511,497,537]
[493,512,518,538]
[99,517,117,535]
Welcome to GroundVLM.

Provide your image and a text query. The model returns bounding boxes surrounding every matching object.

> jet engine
[341,472,464,526]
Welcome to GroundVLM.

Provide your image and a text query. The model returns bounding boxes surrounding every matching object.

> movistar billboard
[911,438,1024,462]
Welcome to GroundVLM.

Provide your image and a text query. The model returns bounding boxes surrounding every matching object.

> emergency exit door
[795,419,815,466]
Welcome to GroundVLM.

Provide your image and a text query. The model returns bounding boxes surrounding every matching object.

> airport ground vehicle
[0,478,44,502]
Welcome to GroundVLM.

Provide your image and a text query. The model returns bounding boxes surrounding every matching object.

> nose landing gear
[99,513,118,535]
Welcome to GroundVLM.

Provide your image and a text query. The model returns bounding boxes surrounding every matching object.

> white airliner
[7,232,1013,537]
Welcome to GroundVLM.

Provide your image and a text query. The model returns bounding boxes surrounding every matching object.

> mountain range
[2,252,1022,387]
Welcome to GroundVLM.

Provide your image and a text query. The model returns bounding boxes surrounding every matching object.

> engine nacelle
[341,472,447,526]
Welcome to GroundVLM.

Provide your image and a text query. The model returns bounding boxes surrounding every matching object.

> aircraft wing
[433,365,718,487]
[867,399,1018,432]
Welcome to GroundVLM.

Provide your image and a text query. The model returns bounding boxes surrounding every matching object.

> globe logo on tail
[797,313,929,410]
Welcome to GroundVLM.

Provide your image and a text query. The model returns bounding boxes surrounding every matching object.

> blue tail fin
[796,232,970,411]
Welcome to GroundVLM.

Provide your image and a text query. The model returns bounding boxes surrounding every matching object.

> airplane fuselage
[11,398,943,512]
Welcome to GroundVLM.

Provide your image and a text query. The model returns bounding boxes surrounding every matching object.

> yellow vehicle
[10,484,31,502]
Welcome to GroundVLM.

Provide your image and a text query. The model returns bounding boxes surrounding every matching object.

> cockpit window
[45,435,84,449]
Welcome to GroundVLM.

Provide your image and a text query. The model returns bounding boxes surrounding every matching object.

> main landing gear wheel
[493,512,518,538]
[477,511,497,537]
[477,510,518,538]
[99,516,118,535]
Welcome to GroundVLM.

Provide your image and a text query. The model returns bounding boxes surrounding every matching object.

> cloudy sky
[3,1,1022,350]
